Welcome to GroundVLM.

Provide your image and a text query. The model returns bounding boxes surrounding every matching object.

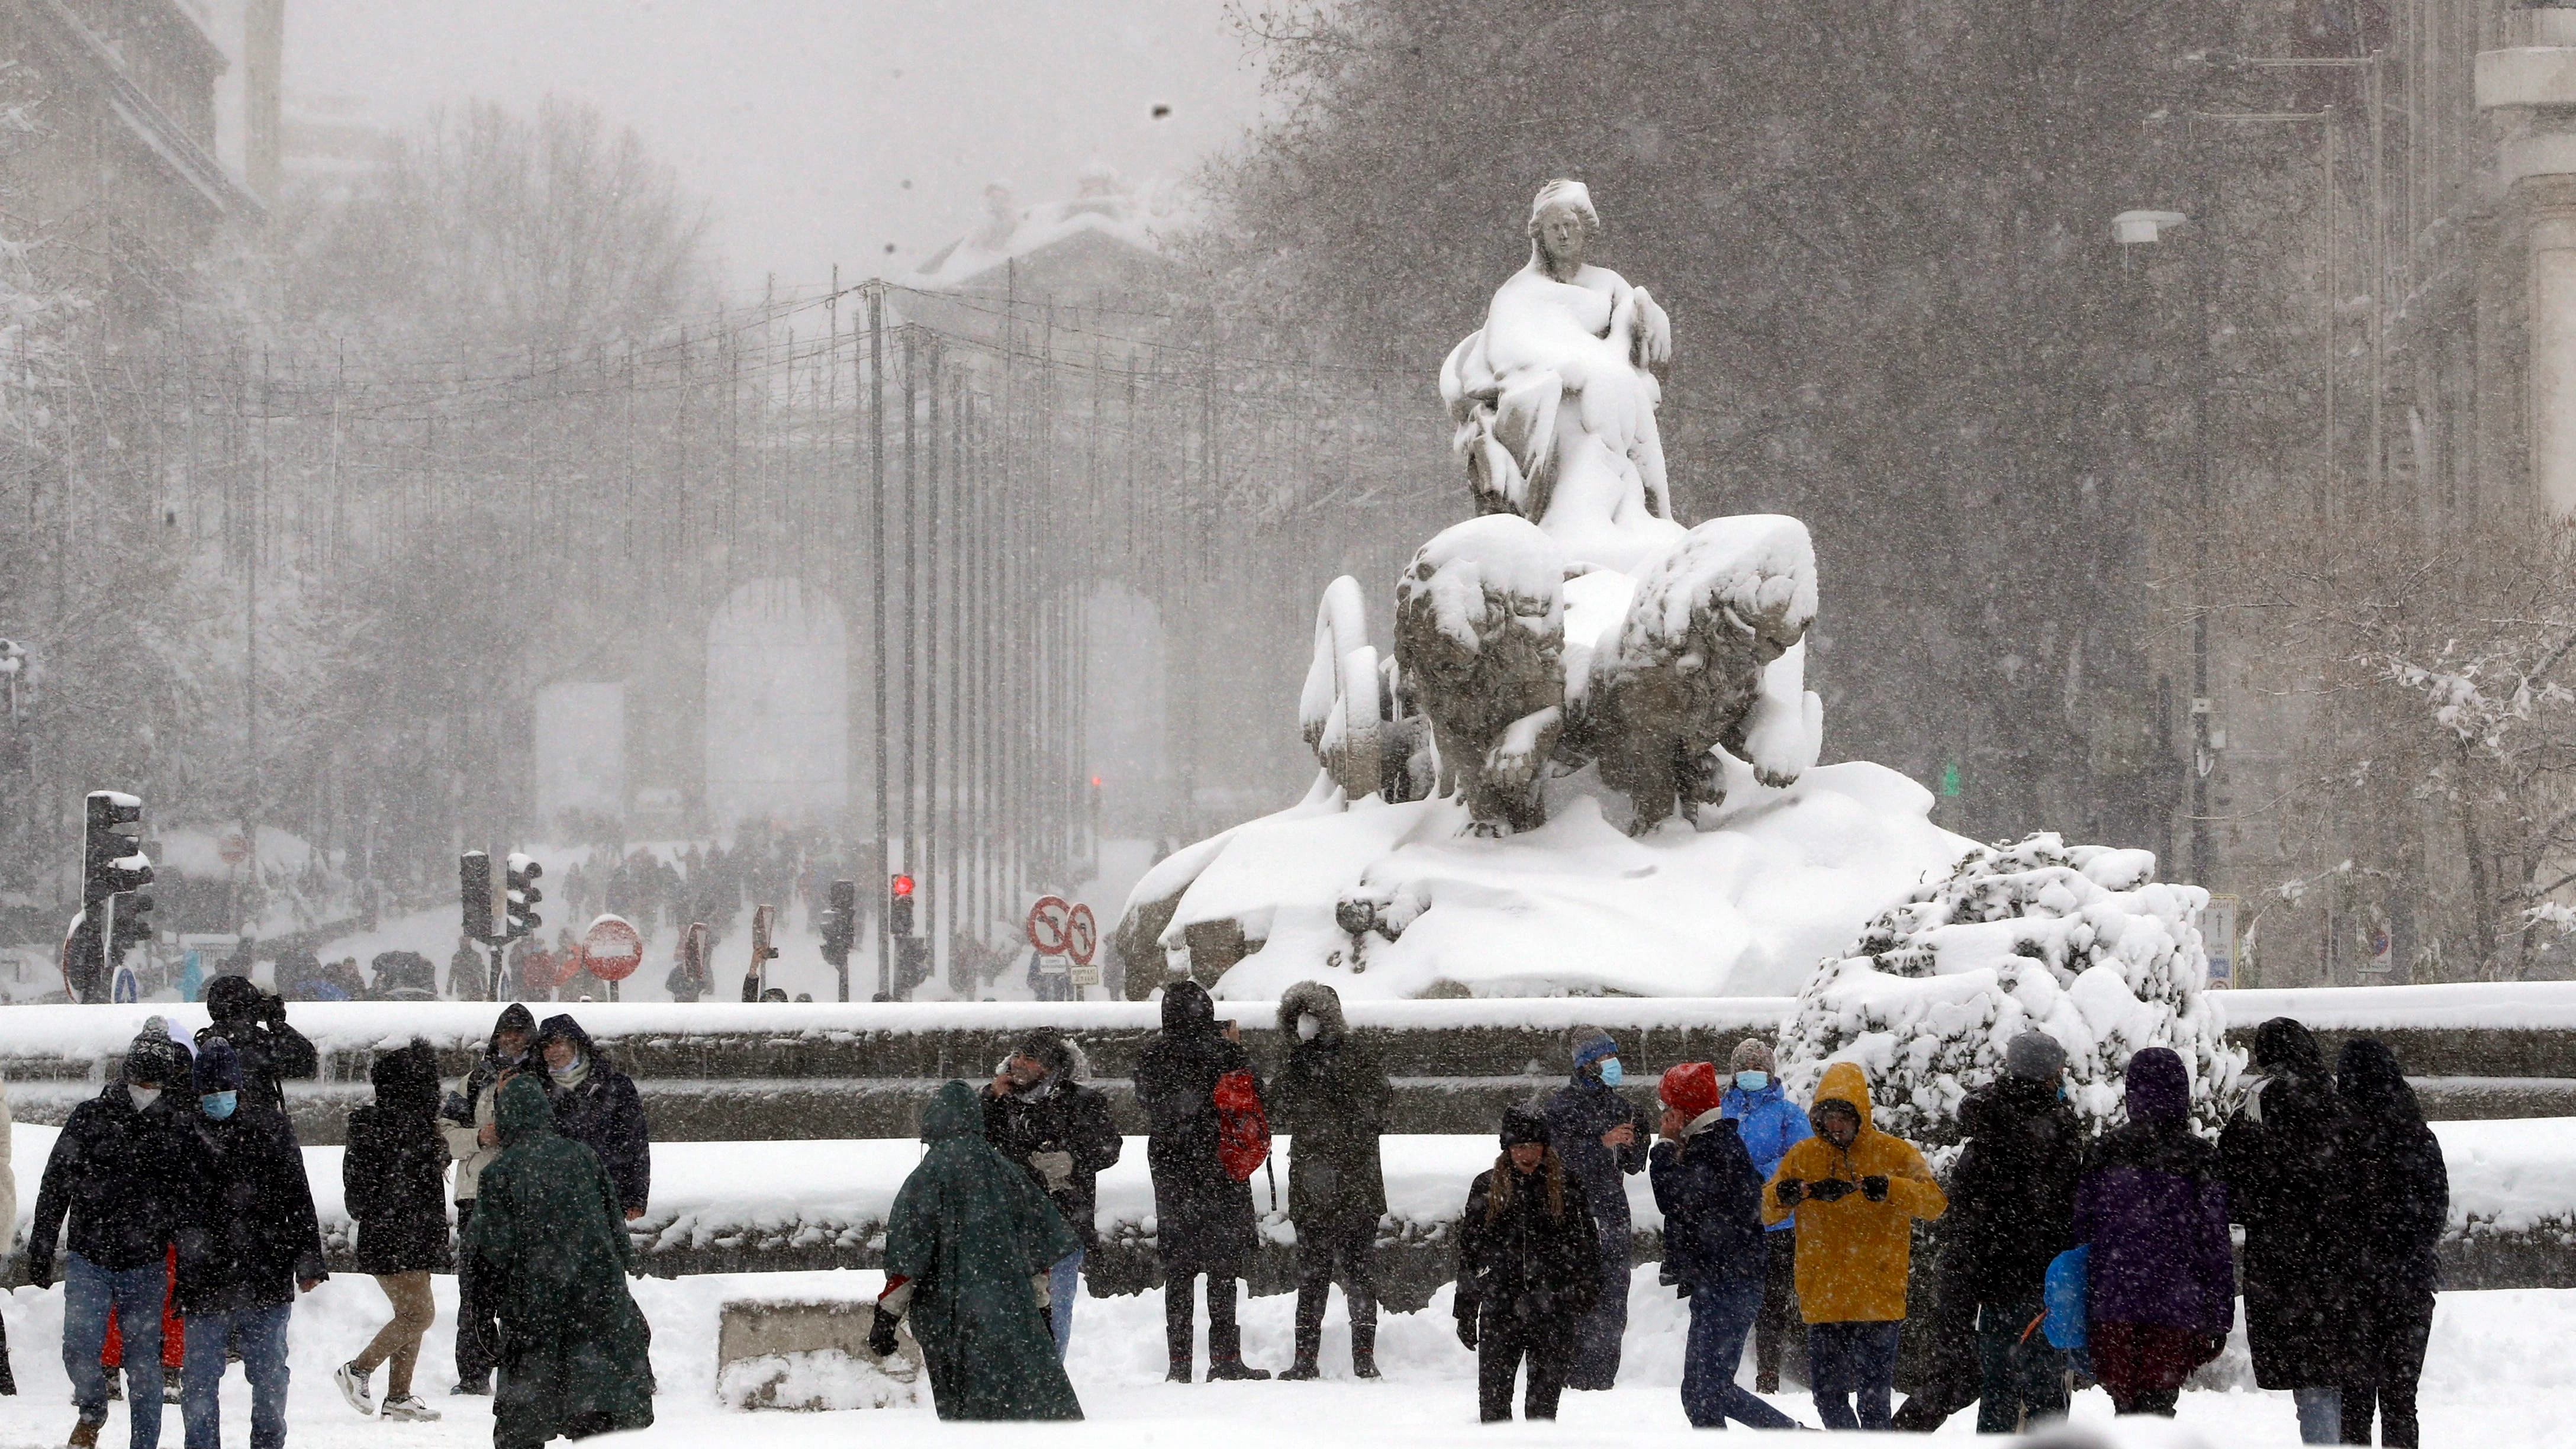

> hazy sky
[284,0,1272,295]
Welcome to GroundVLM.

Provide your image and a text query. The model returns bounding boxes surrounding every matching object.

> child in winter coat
[1454,1106,1601,1423]
[1762,1061,1947,1431]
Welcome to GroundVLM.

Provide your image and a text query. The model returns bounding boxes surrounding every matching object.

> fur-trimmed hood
[1277,980,1347,1044]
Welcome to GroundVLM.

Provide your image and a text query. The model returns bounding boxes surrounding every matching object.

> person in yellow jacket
[1760,1060,1946,1431]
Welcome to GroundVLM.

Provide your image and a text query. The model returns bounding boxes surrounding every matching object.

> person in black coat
[2221,1017,2368,1445]
[1136,981,1268,1382]
[194,977,318,1123]
[982,1026,1123,1357]
[532,1015,651,1219]
[1947,1031,2086,1433]
[30,1030,191,1448]
[172,1039,328,1449]
[1270,980,1391,1382]
[1455,1105,1602,1424]
[2336,1039,2448,1449]
[333,1041,450,1422]
[1649,1064,1800,1431]
[1540,1026,1651,1390]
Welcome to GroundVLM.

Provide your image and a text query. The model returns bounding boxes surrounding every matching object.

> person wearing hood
[171,1039,328,1449]
[2335,1039,2448,1449]
[461,1076,654,1447]
[334,1041,450,1423]
[1719,1036,1809,1394]
[1652,1063,1801,1431]
[871,1080,1085,1421]
[981,1026,1122,1358]
[532,1015,651,1220]
[1762,1060,1946,1432]
[440,1003,536,1394]
[2073,1046,2233,1417]
[1269,980,1391,1381]
[31,1029,191,1449]
[1456,1105,1601,1422]
[1947,1031,2086,1434]
[1135,981,1270,1382]
[1540,1026,1652,1391]
[2222,1017,2368,1445]
[192,978,316,1121]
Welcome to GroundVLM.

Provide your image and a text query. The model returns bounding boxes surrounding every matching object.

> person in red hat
[1652,1063,1803,1431]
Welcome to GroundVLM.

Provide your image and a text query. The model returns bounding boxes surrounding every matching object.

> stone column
[2481,12,2576,515]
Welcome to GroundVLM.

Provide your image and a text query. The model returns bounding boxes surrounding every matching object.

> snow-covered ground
[0,1267,2559,1447]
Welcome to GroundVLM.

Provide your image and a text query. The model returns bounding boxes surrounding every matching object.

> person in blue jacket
[1720,1036,1811,1393]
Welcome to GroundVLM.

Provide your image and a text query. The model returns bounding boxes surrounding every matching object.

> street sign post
[579,914,644,1002]
[1065,903,1100,991]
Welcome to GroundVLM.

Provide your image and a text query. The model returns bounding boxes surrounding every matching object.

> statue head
[1526,178,1601,276]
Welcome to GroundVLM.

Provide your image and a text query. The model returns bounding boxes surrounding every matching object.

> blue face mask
[1735,1070,1770,1091]
[199,1091,237,1120]
[1596,1058,1622,1087]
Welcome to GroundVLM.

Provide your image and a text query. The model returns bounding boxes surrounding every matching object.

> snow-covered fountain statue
[1120,179,2241,1116]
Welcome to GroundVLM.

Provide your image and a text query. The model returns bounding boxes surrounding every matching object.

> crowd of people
[12,979,2453,1445]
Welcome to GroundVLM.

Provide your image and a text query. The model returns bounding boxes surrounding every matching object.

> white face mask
[1297,1014,1321,1042]
[127,1085,162,1112]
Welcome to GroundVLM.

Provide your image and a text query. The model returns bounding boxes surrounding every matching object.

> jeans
[1566,1216,1630,1390]
[181,1303,291,1449]
[1682,1277,1796,1430]
[1047,1250,1083,1360]
[1974,1299,2067,1434]
[1808,1320,1900,1431]
[64,1252,167,1448]
[2295,1386,2343,1445]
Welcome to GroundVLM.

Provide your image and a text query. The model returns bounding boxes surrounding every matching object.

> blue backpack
[2042,1245,2089,1350]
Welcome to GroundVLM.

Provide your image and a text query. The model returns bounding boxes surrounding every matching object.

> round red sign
[579,913,645,983]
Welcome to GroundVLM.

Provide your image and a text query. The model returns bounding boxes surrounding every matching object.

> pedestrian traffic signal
[504,852,543,940]
[82,791,152,905]
[819,879,858,967]
[889,874,915,938]
[460,851,496,942]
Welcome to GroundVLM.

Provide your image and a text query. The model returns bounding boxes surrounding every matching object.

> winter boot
[450,1375,492,1396]
[334,1361,377,1416]
[1207,1358,1271,1382]
[1352,1309,1380,1379]
[1279,1357,1321,1382]
[381,1395,444,1422]
[67,1418,102,1449]
[1165,1358,1193,1384]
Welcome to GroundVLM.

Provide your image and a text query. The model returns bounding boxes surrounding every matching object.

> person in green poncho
[869,1080,1084,1421]
[461,1075,655,1448]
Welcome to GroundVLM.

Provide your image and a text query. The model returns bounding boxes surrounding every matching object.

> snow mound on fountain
[1778,832,2243,1144]
[1154,752,1974,1001]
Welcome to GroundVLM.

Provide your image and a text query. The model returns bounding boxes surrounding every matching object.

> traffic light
[82,791,152,905]
[460,851,495,942]
[889,873,915,938]
[110,887,154,959]
[504,852,543,940]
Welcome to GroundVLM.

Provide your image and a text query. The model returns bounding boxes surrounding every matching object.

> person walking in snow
[2223,1017,2368,1445]
[1540,1026,1651,1391]
[2073,1046,2233,1417]
[460,1076,655,1447]
[1270,981,1390,1381]
[29,1029,190,1449]
[1455,1105,1601,1423]
[532,1015,652,1221]
[1137,981,1271,1380]
[1718,1036,1809,1393]
[333,1041,449,1423]
[1763,1060,1947,1432]
[870,1080,1085,1420]
[1651,1062,1801,1431]
[171,1039,329,1449]
[193,978,315,1123]
[440,1002,536,1395]
[981,1027,1122,1358]
[2335,1038,2448,1448]
[1941,1031,2087,1432]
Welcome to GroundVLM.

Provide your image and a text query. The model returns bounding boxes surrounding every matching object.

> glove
[1807,1177,1857,1203]
[1456,1313,1480,1351]
[1029,1149,1076,1190]
[1861,1175,1890,1202]
[867,1305,901,1357]
[1032,1273,1052,1310]
[1775,1177,1804,1208]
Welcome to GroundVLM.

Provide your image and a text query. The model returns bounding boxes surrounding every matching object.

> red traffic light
[891,874,915,898]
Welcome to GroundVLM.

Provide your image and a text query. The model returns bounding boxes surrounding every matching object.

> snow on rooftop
[908,166,1188,291]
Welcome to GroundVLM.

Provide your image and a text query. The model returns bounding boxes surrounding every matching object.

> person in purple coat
[2071,1047,2234,1416]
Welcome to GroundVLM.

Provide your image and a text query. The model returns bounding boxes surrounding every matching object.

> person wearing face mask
[1268,981,1390,1382]
[170,1039,328,1449]
[439,1003,535,1395]
[1540,1026,1651,1392]
[30,1029,190,1449]
[981,1028,1122,1358]
[1718,1038,1810,1394]
[1762,1061,1947,1432]
[530,1016,652,1222]
[192,978,316,1123]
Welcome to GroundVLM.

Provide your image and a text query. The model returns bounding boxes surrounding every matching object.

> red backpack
[1213,1068,1270,1181]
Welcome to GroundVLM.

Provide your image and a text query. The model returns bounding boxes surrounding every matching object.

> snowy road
[0,1267,2561,1447]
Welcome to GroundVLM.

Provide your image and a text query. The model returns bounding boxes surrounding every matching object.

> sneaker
[381,1395,444,1422]
[1206,1360,1271,1382]
[67,1418,103,1449]
[162,1379,182,1405]
[334,1362,376,1416]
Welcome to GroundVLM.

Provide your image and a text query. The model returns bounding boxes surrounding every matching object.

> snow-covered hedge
[1778,833,2242,1144]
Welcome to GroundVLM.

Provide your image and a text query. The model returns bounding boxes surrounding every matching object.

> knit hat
[1499,1103,1553,1149]
[125,1031,188,1087]
[1728,1038,1776,1074]
[1013,1027,1074,1081]
[2005,1031,2068,1081]
[1659,1062,1722,1120]
[194,1038,244,1094]
[1567,1026,1619,1071]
